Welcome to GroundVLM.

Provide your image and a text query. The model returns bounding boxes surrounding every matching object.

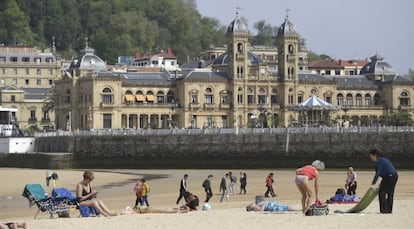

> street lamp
[169,99,178,128]
[257,101,266,127]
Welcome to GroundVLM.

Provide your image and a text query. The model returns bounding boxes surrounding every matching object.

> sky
[196,0,414,75]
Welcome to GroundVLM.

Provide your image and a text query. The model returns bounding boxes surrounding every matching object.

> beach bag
[335,188,346,195]
[305,204,329,216]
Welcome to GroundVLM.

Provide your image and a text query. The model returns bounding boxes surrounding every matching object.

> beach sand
[1,168,413,229]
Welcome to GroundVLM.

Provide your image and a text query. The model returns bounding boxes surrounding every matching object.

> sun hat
[312,160,325,170]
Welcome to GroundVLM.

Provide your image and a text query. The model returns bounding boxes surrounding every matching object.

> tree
[0,0,33,44]
[390,112,413,126]
[42,88,56,113]
[253,20,273,46]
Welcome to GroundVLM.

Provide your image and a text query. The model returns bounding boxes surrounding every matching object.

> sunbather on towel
[246,201,300,212]
[0,222,28,229]
[76,170,117,217]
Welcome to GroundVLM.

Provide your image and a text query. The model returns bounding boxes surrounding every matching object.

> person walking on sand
[140,178,150,207]
[295,160,325,213]
[239,172,247,194]
[202,174,213,202]
[228,171,237,195]
[219,173,230,202]
[264,173,276,198]
[369,149,398,214]
[345,166,357,195]
[176,174,188,204]
[133,178,142,208]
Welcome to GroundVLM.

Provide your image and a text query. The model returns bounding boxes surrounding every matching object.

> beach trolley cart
[51,187,99,217]
[22,184,71,219]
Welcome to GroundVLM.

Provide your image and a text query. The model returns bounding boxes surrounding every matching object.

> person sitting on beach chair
[76,171,116,217]
[246,201,300,212]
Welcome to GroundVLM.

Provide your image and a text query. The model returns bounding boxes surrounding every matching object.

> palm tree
[42,88,56,112]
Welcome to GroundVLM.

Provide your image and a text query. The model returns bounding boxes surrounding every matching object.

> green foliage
[308,51,331,61]
[3,0,230,65]
[390,112,413,126]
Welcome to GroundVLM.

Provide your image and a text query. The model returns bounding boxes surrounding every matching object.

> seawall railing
[34,126,414,137]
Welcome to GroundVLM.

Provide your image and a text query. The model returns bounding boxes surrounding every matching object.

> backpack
[335,188,346,195]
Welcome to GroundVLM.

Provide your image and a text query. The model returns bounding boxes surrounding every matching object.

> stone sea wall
[25,132,414,169]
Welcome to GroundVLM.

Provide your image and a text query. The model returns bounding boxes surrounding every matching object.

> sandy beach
[1,168,413,229]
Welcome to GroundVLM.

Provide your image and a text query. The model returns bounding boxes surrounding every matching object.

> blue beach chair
[22,184,70,219]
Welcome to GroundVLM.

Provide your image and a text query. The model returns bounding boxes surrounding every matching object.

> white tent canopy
[290,95,337,111]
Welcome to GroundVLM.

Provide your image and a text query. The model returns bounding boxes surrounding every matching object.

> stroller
[22,184,73,219]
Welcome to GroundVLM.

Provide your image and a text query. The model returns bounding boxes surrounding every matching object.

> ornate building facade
[0,46,60,132]
[54,15,414,130]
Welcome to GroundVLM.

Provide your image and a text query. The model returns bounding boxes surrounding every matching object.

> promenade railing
[34,126,414,137]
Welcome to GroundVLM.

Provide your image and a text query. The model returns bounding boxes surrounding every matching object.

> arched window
[101,87,113,104]
[204,87,213,104]
[237,87,243,104]
[356,94,362,106]
[167,91,175,103]
[271,88,278,104]
[399,91,410,106]
[237,43,243,53]
[247,87,254,104]
[336,94,344,106]
[365,94,372,106]
[157,91,165,103]
[346,93,353,106]
[374,94,381,106]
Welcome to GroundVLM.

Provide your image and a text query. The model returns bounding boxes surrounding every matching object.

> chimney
[167,47,172,54]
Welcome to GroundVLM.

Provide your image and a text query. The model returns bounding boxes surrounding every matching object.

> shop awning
[125,94,134,102]
[136,94,145,101]
[146,95,155,101]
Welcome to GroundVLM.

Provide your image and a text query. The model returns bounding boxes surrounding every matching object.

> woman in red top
[295,160,325,213]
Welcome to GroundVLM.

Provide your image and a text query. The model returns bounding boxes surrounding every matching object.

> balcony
[28,118,37,123]
[220,103,231,109]
[41,118,51,124]
[100,102,114,108]
[203,103,217,110]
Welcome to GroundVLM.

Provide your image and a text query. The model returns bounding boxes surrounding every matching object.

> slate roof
[121,72,174,87]
[183,70,228,82]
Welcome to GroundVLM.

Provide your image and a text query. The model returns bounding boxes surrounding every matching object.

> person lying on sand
[246,201,301,212]
[132,191,200,214]
[0,222,28,229]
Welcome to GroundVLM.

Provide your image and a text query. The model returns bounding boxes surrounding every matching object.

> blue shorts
[264,201,289,212]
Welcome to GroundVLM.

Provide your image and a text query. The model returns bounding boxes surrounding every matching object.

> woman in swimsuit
[76,170,116,217]
[295,160,325,213]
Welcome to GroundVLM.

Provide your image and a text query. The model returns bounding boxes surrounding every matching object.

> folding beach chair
[22,184,71,219]
[51,187,99,217]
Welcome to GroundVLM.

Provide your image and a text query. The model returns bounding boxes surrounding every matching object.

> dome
[212,51,264,66]
[69,47,106,71]
[277,17,299,36]
[227,16,249,35]
[360,54,395,75]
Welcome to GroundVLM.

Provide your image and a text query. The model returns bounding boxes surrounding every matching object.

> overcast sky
[196,0,414,75]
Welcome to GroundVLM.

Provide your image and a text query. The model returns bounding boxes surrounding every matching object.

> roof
[308,59,344,69]
[360,54,396,75]
[227,15,249,35]
[277,17,299,36]
[121,72,174,87]
[212,51,264,66]
[183,69,228,82]
[69,47,106,71]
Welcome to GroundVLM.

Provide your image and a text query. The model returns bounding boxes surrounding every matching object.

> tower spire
[235,0,242,17]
